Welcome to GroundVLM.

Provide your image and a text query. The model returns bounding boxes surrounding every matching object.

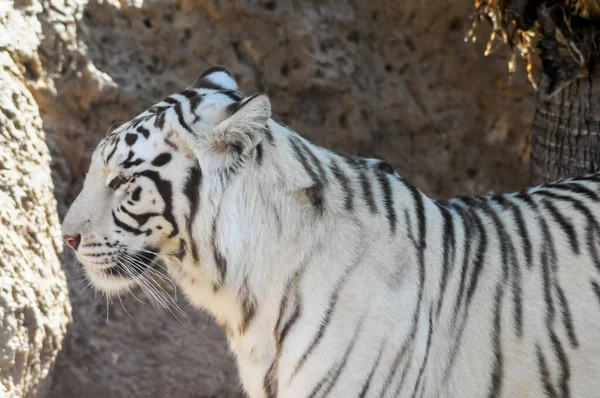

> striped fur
[62,67,600,397]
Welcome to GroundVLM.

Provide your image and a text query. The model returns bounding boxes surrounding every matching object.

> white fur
[205,70,238,91]
[62,70,600,398]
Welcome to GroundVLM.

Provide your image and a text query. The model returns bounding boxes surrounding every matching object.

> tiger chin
[62,66,600,398]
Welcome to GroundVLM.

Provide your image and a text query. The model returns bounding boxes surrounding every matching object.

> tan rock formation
[0,40,70,398]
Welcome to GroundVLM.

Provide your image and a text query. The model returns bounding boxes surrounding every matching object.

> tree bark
[530,63,600,184]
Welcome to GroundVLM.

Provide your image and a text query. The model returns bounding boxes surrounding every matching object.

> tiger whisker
[128,288,146,304]
[118,241,203,269]
[117,257,187,322]
[118,294,134,319]
[115,258,165,312]
[125,252,179,289]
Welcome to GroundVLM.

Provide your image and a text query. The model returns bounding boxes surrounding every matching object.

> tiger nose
[63,234,81,251]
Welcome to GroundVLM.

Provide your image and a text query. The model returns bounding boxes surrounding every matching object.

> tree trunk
[530,63,600,184]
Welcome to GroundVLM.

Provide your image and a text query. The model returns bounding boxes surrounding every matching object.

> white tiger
[61,66,600,397]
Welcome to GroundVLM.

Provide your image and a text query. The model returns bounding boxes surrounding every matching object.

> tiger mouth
[103,264,134,277]
[98,249,160,278]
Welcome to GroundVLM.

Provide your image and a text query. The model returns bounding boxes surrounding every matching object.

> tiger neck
[174,123,440,388]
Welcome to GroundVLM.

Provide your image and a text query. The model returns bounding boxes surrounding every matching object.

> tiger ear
[209,94,271,158]
[193,66,238,91]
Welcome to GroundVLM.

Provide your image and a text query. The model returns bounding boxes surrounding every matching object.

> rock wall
[3,0,536,396]
[0,4,71,396]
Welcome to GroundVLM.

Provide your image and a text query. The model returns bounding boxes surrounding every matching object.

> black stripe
[541,198,580,254]
[229,140,244,156]
[575,173,600,182]
[382,183,427,397]
[313,317,365,397]
[436,204,456,318]
[189,95,203,120]
[376,161,397,235]
[120,205,159,226]
[439,203,495,392]
[555,284,578,347]
[120,150,143,169]
[549,182,600,202]
[154,111,166,129]
[330,158,354,211]
[108,176,127,190]
[211,216,227,289]
[264,126,275,145]
[488,284,505,398]
[289,136,325,214]
[183,163,202,261]
[592,281,600,306]
[379,337,411,398]
[137,170,179,238]
[377,161,395,175]
[306,369,332,398]
[130,118,143,130]
[105,137,119,163]
[255,142,264,166]
[107,123,122,135]
[164,135,178,151]
[123,158,143,169]
[239,279,257,334]
[410,308,434,398]
[408,178,427,333]
[275,268,304,349]
[358,341,385,398]
[147,106,168,115]
[264,360,279,398]
[298,139,328,185]
[125,133,138,146]
[132,186,142,201]
[151,153,172,167]
[391,339,420,397]
[407,182,427,246]
[266,267,306,398]
[137,126,150,139]
[515,190,539,210]
[470,198,521,339]
[220,90,244,101]
[537,345,558,398]
[174,102,192,132]
[539,217,571,398]
[343,156,377,214]
[174,239,186,261]
[193,77,225,91]
[163,96,178,105]
[225,94,257,117]
[464,206,493,308]
[112,211,145,236]
[530,189,600,274]
[291,252,363,380]
[83,251,118,257]
[180,89,197,99]
[498,196,533,269]
[450,205,475,327]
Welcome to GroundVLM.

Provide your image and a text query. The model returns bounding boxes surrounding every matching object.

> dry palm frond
[469,0,600,96]
[568,0,600,19]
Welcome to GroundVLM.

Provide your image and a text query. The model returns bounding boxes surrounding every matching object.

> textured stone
[0,50,70,398]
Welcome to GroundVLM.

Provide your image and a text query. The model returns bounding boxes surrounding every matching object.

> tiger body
[61,67,600,398]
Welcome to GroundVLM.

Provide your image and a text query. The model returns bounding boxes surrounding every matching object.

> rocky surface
[2,0,536,396]
[0,4,71,395]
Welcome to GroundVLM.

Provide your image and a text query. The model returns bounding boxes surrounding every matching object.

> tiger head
[61,67,272,295]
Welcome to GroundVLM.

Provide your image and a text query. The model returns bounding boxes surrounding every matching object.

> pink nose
[63,234,81,251]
